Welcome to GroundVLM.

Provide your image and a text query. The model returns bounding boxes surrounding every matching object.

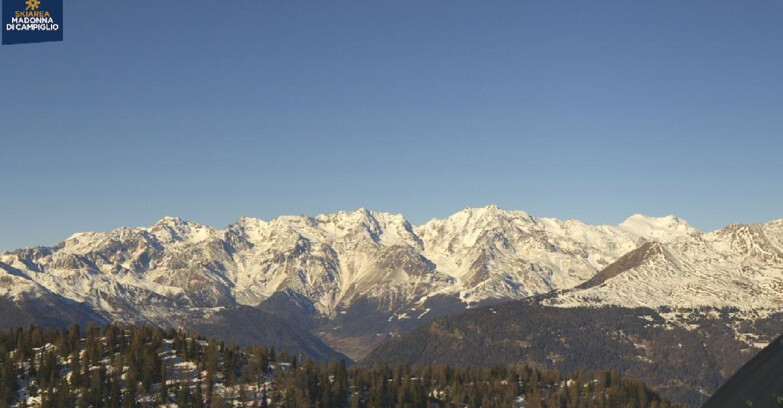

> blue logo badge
[3,0,63,45]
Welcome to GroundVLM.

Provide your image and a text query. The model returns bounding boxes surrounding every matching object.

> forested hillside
[0,324,681,407]
[363,302,782,406]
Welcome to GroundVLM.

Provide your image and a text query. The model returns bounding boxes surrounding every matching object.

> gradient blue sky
[1,1,782,251]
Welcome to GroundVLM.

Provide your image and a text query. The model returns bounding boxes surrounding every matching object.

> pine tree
[0,352,17,407]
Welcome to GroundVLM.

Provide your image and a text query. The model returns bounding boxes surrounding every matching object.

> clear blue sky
[1,1,782,251]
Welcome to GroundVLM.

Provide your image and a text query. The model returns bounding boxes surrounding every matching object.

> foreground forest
[0,324,682,408]
[364,302,780,405]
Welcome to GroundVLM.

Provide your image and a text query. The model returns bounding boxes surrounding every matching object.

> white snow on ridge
[1,205,782,327]
[547,216,783,314]
[618,214,698,242]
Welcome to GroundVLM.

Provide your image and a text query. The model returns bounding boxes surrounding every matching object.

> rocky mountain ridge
[1,205,781,358]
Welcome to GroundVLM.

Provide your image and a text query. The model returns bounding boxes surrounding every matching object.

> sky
[1,0,782,251]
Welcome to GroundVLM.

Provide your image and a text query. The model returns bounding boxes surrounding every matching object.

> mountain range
[1,205,781,401]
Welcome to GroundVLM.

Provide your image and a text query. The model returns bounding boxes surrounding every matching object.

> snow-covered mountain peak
[148,216,215,244]
[63,231,105,246]
[618,213,699,242]
[423,205,535,235]
[234,215,266,227]
[228,216,269,242]
[60,226,146,254]
[154,215,184,225]
[262,209,412,245]
[323,208,408,225]
[464,204,530,219]
[462,203,510,217]
[316,207,377,226]
[268,214,316,229]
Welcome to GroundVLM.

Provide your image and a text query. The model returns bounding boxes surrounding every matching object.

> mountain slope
[545,219,783,313]
[187,305,347,361]
[576,241,671,289]
[361,300,783,406]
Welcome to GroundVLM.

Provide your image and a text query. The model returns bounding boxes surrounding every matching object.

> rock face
[0,205,781,360]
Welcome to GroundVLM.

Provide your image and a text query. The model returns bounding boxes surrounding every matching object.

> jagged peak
[155,215,183,224]
[331,207,375,220]
[315,208,410,226]
[442,204,533,223]
[225,209,416,247]
[230,216,269,231]
[151,217,189,229]
[333,207,387,218]
[478,203,500,211]
[462,203,502,213]
[147,216,214,245]
[151,215,212,229]
[231,215,268,227]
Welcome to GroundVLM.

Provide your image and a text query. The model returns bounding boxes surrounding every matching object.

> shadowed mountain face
[0,293,347,361]
[576,241,670,289]
[361,301,783,407]
[0,294,105,329]
[701,334,783,408]
[187,305,348,361]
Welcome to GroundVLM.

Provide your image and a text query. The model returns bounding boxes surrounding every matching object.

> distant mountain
[0,206,781,363]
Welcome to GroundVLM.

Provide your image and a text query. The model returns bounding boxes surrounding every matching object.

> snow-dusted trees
[0,324,682,408]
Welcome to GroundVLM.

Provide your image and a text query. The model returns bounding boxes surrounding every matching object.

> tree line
[0,324,683,407]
